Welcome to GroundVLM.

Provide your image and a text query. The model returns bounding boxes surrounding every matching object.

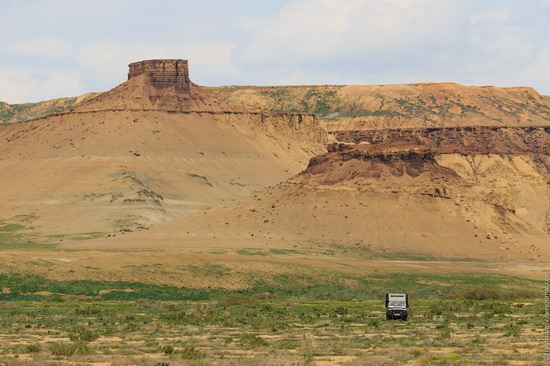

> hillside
[0,93,98,123]
[211,84,550,130]
[4,83,550,131]
[0,60,326,235]
[0,59,548,289]
[73,126,549,264]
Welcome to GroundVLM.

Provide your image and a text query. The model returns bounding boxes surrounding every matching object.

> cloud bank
[0,0,549,103]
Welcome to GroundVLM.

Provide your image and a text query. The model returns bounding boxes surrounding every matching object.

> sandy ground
[0,245,547,289]
[0,110,325,234]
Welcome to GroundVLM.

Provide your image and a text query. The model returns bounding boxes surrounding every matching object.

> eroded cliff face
[128,59,191,94]
[0,60,327,234]
[76,59,246,113]
[302,125,550,235]
[436,154,550,233]
[332,126,550,155]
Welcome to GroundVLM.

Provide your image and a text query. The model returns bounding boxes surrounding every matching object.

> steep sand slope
[0,110,325,234]
[75,74,244,113]
[68,129,550,263]
[0,59,327,234]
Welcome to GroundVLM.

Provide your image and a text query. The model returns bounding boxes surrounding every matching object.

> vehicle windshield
[388,300,406,307]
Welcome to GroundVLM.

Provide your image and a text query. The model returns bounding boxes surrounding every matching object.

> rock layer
[128,59,190,94]
[76,59,247,113]
[332,126,550,156]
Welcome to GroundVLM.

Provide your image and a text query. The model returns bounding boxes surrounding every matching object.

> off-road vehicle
[385,293,409,321]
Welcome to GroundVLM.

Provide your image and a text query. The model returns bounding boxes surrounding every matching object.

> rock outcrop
[332,126,550,156]
[76,59,247,113]
[128,59,191,94]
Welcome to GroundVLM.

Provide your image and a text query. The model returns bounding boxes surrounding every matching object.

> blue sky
[1,0,549,103]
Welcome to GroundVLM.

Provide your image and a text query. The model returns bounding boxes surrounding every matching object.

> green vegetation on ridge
[0,271,540,302]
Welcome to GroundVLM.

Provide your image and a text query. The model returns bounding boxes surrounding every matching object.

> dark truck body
[385,293,409,321]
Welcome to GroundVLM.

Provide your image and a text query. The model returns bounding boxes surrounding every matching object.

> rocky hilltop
[76,59,246,113]
[4,81,550,129]
[0,59,326,234]
[127,59,191,94]
[211,84,550,130]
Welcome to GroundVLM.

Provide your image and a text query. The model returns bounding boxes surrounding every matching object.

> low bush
[217,293,258,307]
[69,326,99,342]
[49,341,90,356]
[239,333,268,348]
[26,343,41,353]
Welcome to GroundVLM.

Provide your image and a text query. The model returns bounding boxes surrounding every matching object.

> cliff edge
[76,59,249,113]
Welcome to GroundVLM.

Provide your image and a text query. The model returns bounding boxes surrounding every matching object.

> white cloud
[276,68,355,85]
[0,68,38,103]
[38,70,83,101]
[469,8,511,23]
[8,38,72,58]
[234,0,465,69]
[514,46,550,92]
[75,40,239,89]
[1,0,550,100]
[230,0,550,92]
[0,68,82,103]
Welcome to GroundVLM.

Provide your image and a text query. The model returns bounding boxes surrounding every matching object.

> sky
[1,0,549,103]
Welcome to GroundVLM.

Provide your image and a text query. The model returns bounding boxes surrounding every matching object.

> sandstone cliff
[76,59,247,113]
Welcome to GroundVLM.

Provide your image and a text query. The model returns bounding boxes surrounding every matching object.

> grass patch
[448,287,539,300]
[239,333,268,348]
[0,271,542,302]
[49,341,90,356]
[270,248,305,255]
[0,274,225,301]
[236,248,269,256]
[0,222,57,250]
[0,295,543,364]
[330,243,479,262]
[0,224,25,232]
[186,263,231,277]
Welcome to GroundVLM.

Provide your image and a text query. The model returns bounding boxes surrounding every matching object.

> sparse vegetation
[0,293,543,364]
[49,341,90,356]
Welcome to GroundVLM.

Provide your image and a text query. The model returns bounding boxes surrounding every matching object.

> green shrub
[368,318,381,328]
[450,288,500,300]
[333,306,349,315]
[161,345,175,355]
[239,333,268,348]
[49,341,90,356]
[217,294,258,307]
[448,287,538,300]
[504,322,521,337]
[427,302,445,316]
[180,344,205,360]
[69,326,99,342]
[26,343,41,353]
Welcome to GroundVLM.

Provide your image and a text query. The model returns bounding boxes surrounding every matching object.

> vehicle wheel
[403,316,408,321]
[386,315,390,320]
